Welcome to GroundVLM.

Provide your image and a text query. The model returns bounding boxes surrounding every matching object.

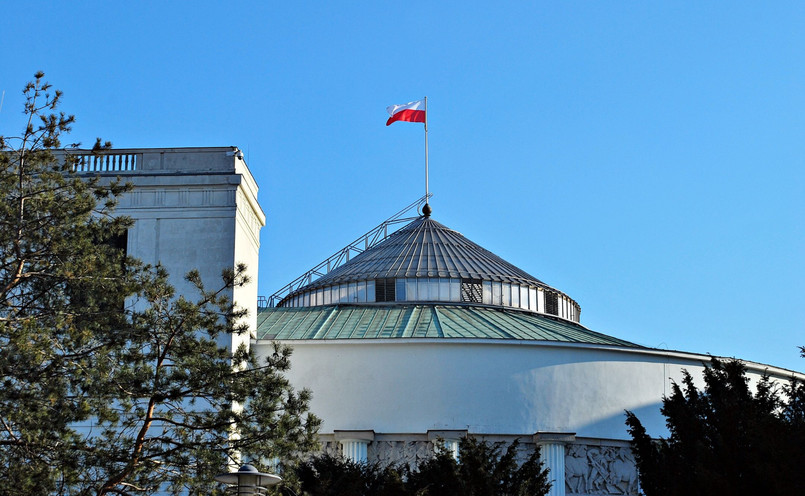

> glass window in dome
[502,283,511,306]
[460,279,482,303]
[492,282,502,306]
[545,292,558,315]
[418,279,431,300]
[529,288,537,311]
[323,287,331,305]
[396,279,406,301]
[511,284,520,307]
[520,286,529,310]
[406,278,417,301]
[366,280,376,302]
[449,279,460,301]
[483,281,492,304]
[356,281,366,302]
[438,278,450,301]
[338,284,347,303]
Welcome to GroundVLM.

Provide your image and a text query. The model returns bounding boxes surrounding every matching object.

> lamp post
[215,464,281,495]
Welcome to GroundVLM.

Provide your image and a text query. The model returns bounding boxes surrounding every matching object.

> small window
[366,280,376,302]
[545,292,559,315]
[460,279,482,303]
[356,282,366,303]
[395,279,407,301]
[449,279,460,301]
[375,278,396,302]
[323,287,331,305]
[492,282,502,305]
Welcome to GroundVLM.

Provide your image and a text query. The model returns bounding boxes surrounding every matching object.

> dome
[305,216,546,288]
[277,216,581,322]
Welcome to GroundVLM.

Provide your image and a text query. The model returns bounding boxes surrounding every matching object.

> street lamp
[215,464,282,495]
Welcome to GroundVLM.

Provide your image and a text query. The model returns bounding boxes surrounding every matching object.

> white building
[80,148,802,496]
[254,203,804,496]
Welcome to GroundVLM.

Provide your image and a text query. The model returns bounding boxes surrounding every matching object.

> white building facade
[254,212,804,496]
[71,146,265,352]
[83,150,801,496]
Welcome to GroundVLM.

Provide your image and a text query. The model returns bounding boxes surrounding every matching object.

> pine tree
[407,438,551,496]
[296,453,406,496]
[625,357,805,496]
[0,73,319,495]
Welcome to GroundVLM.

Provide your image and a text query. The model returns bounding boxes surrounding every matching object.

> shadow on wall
[576,402,668,440]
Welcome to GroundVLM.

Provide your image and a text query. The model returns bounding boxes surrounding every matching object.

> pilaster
[334,430,375,463]
[534,432,576,496]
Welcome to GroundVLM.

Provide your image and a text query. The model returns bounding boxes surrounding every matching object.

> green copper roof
[255,304,639,347]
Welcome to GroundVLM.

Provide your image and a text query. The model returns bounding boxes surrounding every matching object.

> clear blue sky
[2,2,803,372]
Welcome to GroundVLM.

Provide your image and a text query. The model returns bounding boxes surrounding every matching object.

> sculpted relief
[323,437,639,496]
[370,440,433,470]
[321,439,434,469]
[565,444,638,495]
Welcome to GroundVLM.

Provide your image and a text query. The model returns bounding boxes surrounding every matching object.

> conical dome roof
[278,216,579,323]
[303,216,548,290]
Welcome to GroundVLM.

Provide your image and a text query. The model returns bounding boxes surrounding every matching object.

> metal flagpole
[424,96,429,207]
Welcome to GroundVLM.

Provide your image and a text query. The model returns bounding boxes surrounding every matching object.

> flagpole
[424,96,430,214]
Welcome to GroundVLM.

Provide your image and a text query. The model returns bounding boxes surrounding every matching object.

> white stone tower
[71,146,265,349]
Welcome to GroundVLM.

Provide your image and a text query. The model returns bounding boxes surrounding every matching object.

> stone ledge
[334,430,375,442]
[427,429,468,441]
[533,431,576,444]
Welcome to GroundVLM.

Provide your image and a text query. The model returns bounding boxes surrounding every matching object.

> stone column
[334,430,375,463]
[534,432,575,496]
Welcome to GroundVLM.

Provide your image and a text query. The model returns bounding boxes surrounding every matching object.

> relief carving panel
[319,436,639,496]
[565,444,638,495]
[369,440,433,470]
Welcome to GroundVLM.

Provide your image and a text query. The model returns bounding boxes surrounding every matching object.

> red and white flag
[386,99,426,126]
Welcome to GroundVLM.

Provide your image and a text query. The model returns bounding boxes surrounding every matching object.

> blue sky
[2,2,804,372]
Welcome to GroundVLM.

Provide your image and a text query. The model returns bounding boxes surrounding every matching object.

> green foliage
[296,453,406,496]
[408,438,550,496]
[625,357,805,496]
[295,438,551,496]
[0,73,319,495]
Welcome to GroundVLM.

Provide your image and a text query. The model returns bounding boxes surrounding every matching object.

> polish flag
[386,99,426,126]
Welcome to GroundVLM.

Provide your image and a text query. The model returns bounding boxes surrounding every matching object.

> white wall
[95,147,265,349]
[259,339,800,440]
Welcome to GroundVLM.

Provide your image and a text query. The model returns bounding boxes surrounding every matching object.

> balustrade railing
[73,153,139,172]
